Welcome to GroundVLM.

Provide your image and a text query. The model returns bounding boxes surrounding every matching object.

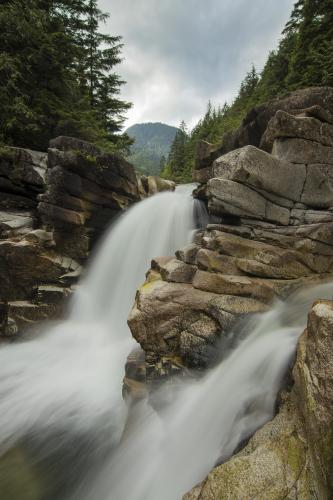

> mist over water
[0,185,331,500]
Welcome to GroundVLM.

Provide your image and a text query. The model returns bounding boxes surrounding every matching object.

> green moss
[83,153,97,164]
[75,150,114,173]
[0,145,15,161]
[141,279,161,293]
[285,434,305,476]
[0,448,45,500]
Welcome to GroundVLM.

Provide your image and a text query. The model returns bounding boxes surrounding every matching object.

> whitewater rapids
[0,185,331,500]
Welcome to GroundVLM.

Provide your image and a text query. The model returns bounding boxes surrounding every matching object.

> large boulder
[205,109,333,223]
[138,175,176,198]
[193,86,333,181]
[263,109,333,148]
[128,277,270,376]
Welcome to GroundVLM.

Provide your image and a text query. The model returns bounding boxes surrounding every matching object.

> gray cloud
[99,0,295,129]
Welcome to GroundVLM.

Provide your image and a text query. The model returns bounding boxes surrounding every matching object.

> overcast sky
[99,0,295,130]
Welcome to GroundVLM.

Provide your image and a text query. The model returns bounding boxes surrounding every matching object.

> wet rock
[184,300,333,499]
[123,348,148,402]
[139,174,174,197]
[35,285,71,305]
[179,329,218,368]
[128,278,269,380]
[0,447,44,500]
[138,175,175,198]
[0,239,80,300]
[24,229,55,247]
[151,256,174,272]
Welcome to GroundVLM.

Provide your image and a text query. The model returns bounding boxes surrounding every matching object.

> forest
[0,0,132,153]
[0,0,332,179]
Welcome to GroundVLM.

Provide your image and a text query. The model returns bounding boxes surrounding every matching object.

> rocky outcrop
[39,136,139,260]
[184,300,333,499]
[0,137,139,338]
[128,88,333,387]
[138,175,176,198]
[194,86,333,183]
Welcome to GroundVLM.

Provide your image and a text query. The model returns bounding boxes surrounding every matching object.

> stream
[0,185,331,500]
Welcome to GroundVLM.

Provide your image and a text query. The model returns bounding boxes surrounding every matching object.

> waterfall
[77,282,333,500]
[0,185,197,493]
[0,184,331,500]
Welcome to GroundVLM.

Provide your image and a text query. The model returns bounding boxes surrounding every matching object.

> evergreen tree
[78,1,131,137]
[159,155,166,172]
[167,121,188,179]
[287,0,333,87]
[0,0,78,149]
[0,0,132,152]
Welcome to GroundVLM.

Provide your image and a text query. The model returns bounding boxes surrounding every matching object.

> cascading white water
[0,183,332,500]
[0,186,197,484]
[77,282,333,500]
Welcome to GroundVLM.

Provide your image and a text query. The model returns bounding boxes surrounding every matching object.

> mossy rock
[0,448,45,500]
[0,145,16,162]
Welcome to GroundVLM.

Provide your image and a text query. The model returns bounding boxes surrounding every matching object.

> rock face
[39,136,139,259]
[126,86,333,497]
[128,87,333,386]
[0,137,139,338]
[184,300,333,500]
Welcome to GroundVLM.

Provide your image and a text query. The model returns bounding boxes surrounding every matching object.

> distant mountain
[126,122,179,175]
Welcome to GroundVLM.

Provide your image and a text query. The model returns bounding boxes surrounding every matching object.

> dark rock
[40,137,140,259]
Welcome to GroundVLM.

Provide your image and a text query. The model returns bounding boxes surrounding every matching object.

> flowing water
[0,185,332,500]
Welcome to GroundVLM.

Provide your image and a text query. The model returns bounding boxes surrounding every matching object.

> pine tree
[166,121,189,181]
[0,0,80,149]
[78,1,131,139]
[0,0,132,152]
[288,0,333,87]
[159,155,166,173]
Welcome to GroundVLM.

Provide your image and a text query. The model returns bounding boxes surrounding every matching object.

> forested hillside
[126,122,178,175]
[0,0,132,153]
[162,0,333,183]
